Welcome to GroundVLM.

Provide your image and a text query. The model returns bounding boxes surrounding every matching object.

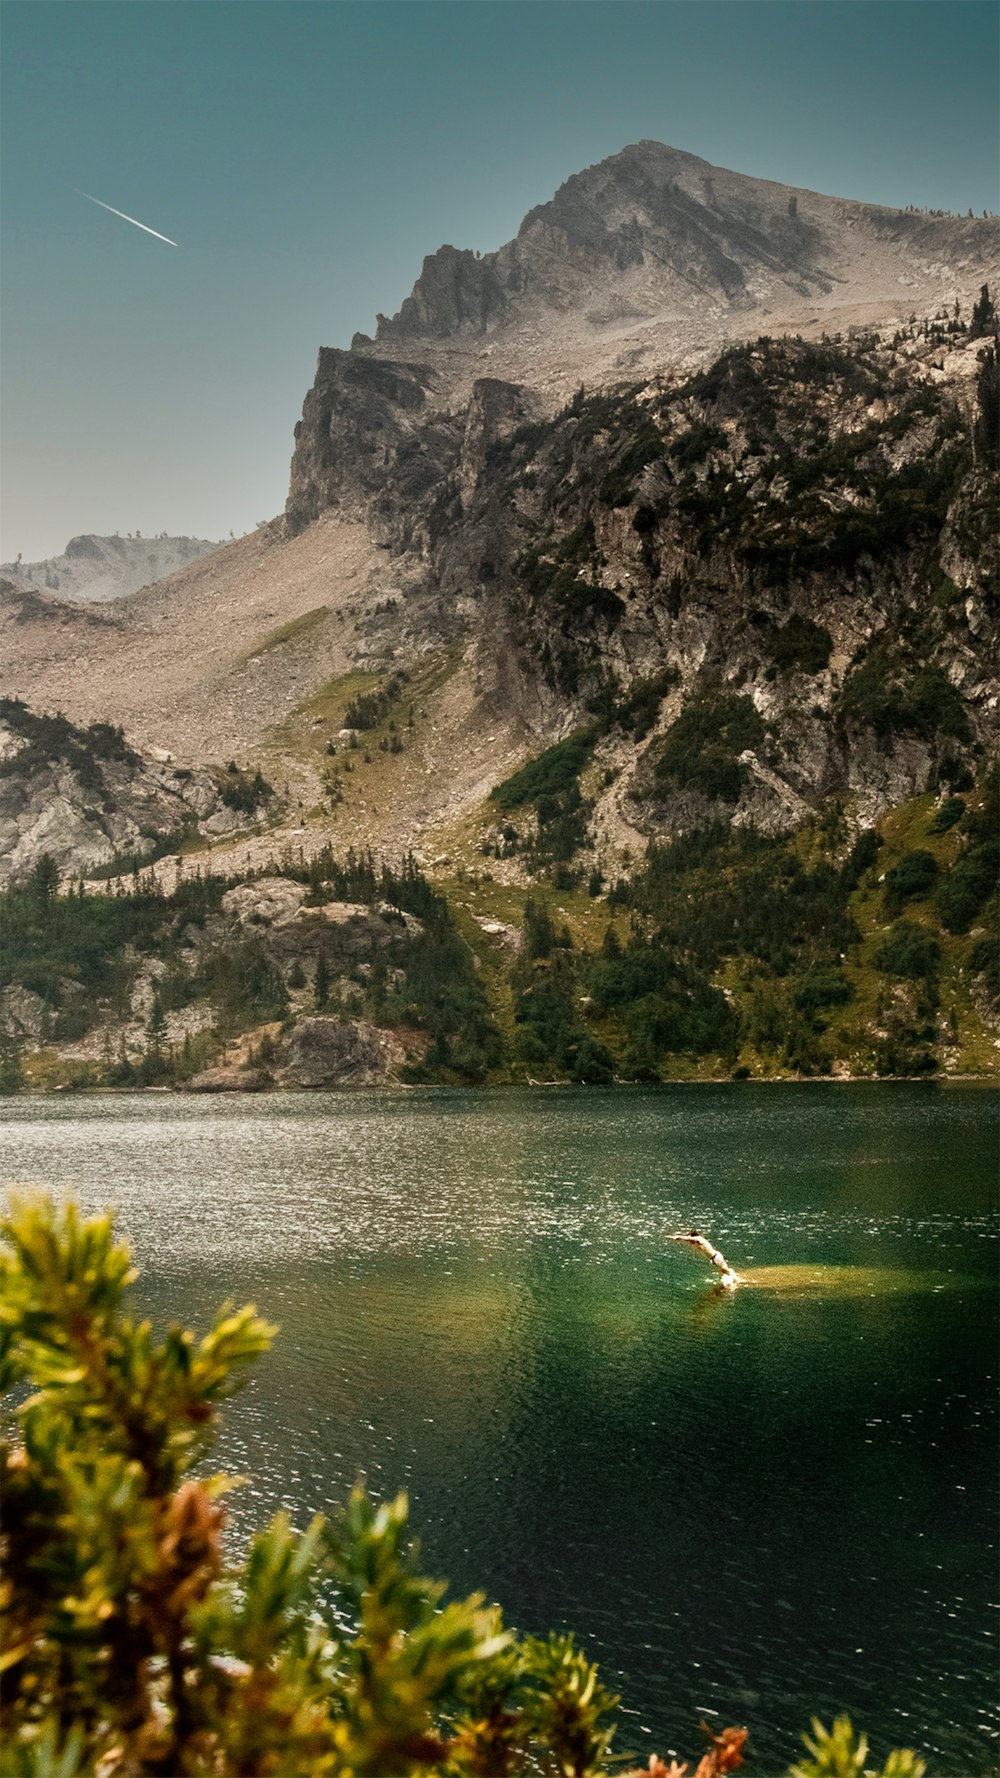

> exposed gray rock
[285,352,453,535]
[374,243,510,342]
[352,139,997,355]
[459,378,539,510]
[278,1015,403,1087]
[207,886,409,976]
[0,708,263,887]
[0,985,48,1042]
[221,877,309,926]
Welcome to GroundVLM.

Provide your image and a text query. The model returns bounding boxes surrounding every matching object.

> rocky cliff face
[1,534,224,604]
[289,312,999,850]
[455,333,998,837]
[285,351,449,534]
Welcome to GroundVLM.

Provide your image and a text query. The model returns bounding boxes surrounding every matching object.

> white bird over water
[76,191,177,246]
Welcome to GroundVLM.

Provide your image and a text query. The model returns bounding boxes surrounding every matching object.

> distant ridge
[1,533,224,604]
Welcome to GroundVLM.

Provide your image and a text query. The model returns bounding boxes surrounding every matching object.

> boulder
[293,899,377,926]
[221,878,308,926]
[0,984,48,1042]
[278,1016,401,1087]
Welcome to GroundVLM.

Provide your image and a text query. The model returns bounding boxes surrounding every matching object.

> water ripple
[1,1084,996,1770]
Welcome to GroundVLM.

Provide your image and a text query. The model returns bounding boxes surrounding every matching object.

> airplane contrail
[76,190,177,246]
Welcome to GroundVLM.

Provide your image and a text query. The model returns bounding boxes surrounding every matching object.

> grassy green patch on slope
[241,606,329,661]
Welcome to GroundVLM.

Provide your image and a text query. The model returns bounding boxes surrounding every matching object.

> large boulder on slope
[278,1015,402,1087]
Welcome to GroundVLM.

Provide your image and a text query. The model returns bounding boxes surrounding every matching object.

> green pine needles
[0,1195,928,1777]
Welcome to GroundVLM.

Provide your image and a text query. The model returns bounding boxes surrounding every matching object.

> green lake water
[1,1083,997,1773]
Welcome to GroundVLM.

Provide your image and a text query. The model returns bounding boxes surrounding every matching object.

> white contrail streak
[76,190,177,246]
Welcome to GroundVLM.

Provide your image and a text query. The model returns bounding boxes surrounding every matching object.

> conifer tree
[314,949,331,1009]
[0,1035,23,1095]
[968,282,997,339]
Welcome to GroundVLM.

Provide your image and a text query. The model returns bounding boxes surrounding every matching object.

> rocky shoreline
[9,1068,996,1097]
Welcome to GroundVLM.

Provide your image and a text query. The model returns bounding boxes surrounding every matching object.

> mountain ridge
[356,140,997,363]
[1,533,224,605]
[281,138,997,534]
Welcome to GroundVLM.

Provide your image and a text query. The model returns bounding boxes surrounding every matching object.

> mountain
[1,533,224,604]
[367,139,992,353]
[1,143,997,1086]
[286,140,998,529]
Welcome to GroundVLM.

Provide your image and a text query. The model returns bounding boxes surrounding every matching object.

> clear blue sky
[2,0,997,561]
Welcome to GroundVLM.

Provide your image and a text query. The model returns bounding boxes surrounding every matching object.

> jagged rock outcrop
[458,378,540,509]
[371,244,509,342]
[0,985,48,1043]
[1,534,223,604]
[220,877,310,925]
[212,878,417,971]
[285,352,452,535]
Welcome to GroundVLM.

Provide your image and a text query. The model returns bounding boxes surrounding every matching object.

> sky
[2,0,997,562]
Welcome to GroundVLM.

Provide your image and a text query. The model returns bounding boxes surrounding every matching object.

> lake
[1,1084,997,1773]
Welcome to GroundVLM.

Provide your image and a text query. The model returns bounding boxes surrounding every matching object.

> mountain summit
[359,139,995,352]
[284,139,997,532]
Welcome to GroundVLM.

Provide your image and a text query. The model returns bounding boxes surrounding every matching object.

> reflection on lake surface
[1,1084,997,1771]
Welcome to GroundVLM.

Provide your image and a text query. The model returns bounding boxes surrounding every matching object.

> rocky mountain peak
[361,139,998,354]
